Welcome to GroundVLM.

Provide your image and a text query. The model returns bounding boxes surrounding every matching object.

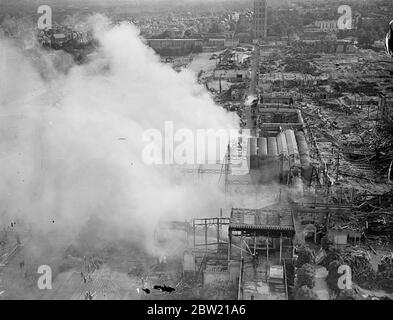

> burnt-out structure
[228,203,295,300]
[247,104,312,185]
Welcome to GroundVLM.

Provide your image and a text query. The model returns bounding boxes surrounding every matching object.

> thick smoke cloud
[0,17,239,253]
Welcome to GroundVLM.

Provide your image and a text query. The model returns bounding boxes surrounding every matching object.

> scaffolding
[192,216,230,253]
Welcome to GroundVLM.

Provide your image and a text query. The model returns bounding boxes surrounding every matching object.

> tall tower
[253,0,268,40]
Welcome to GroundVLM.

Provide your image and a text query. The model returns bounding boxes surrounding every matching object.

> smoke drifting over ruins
[0,18,239,250]
[0,0,393,303]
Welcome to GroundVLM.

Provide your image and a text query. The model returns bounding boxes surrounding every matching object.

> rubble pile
[342,248,376,284]
[371,122,393,175]
[283,57,318,75]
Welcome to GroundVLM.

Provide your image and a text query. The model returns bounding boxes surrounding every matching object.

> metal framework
[192,216,230,252]
[228,208,296,264]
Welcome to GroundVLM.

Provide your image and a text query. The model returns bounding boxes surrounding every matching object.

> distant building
[207,38,239,48]
[53,33,67,42]
[48,33,72,48]
[260,94,294,106]
[294,40,356,54]
[214,69,250,81]
[234,32,252,43]
[253,0,268,40]
[328,229,361,247]
[302,24,327,41]
[146,39,203,56]
[207,38,226,47]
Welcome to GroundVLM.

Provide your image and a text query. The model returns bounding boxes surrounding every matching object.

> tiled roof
[229,207,294,233]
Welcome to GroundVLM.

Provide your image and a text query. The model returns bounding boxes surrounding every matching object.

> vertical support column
[253,232,257,256]
[219,208,223,239]
[279,233,283,264]
[240,232,243,260]
[217,218,220,248]
[186,220,189,245]
[239,256,244,300]
[228,230,232,262]
[193,219,196,250]
[205,219,208,252]
[266,237,269,263]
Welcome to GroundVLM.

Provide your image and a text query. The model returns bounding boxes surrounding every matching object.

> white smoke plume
[0,16,239,254]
